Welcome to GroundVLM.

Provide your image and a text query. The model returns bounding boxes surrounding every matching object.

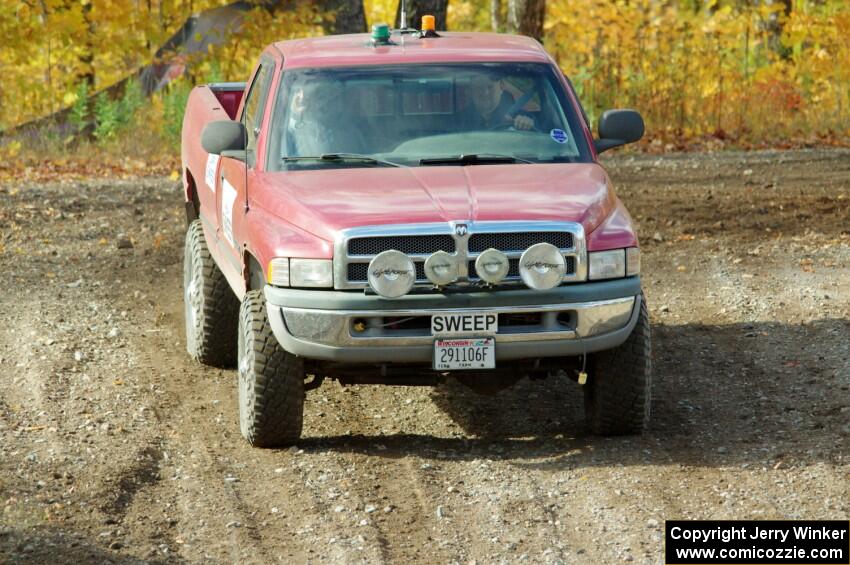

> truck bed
[180,82,245,214]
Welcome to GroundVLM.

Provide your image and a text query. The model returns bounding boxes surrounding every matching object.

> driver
[285,82,366,156]
[459,73,535,131]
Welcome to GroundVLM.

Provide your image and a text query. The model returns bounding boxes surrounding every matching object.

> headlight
[626,247,640,276]
[290,259,333,287]
[424,251,458,286]
[267,258,290,286]
[588,249,626,280]
[474,248,509,284]
[519,243,566,290]
[368,250,415,298]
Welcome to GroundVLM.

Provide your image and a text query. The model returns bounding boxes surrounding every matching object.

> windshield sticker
[221,179,237,248]
[550,129,568,144]
[205,154,220,192]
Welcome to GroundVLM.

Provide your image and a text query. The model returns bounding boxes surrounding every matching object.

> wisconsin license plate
[433,337,495,371]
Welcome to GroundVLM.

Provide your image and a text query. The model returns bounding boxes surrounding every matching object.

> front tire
[584,293,651,435]
[184,220,239,367]
[237,290,305,447]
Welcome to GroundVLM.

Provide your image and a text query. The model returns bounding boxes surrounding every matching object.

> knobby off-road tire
[584,293,651,435]
[238,290,305,447]
[184,220,239,367]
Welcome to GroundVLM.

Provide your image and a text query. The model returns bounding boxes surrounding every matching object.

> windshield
[268,63,592,170]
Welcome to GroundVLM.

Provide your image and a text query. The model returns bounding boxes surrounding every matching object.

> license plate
[433,337,495,371]
[431,313,498,336]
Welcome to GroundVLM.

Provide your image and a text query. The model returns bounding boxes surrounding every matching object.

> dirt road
[1,149,848,564]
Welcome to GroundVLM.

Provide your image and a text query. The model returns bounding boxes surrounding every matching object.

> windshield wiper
[419,153,535,166]
[282,153,404,168]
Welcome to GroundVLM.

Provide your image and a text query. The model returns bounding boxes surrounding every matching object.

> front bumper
[265,277,642,364]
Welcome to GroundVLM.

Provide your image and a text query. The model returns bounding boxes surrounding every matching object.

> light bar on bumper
[367,250,415,298]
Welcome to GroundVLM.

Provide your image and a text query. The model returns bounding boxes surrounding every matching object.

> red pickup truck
[181,24,649,447]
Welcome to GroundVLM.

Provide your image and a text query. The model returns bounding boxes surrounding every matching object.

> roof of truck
[273,32,552,70]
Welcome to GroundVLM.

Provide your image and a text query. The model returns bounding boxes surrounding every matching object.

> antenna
[400,0,407,29]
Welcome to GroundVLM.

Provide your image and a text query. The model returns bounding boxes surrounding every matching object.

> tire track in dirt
[126,278,314,563]
[2,151,848,564]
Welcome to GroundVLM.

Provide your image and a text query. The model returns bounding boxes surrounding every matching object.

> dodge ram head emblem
[454,223,468,237]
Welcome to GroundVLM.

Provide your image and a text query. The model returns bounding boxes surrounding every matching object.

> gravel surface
[0,149,848,564]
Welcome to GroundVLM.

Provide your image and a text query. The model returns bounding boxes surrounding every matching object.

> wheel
[184,219,239,367]
[237,290,305,447]
[584,293,651,435]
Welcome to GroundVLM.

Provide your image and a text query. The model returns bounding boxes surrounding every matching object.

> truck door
[217,58,274,276]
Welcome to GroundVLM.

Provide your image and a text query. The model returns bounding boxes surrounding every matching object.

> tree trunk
[506,0,545,43]
[394,0,448,31]
[80,0,95,90]
[318,0,367,34]
[491,0,502,32]
[765,0,793,59]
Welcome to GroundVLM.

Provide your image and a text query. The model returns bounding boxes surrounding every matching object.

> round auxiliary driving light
[474,248,510,284]
[367,250,415,298]
[519,243,566,290]
[424,251,458,286]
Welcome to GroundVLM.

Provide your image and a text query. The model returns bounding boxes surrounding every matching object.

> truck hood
[257,163,616,242]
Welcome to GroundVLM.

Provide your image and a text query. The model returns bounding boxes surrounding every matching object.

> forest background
[0,0,848,178]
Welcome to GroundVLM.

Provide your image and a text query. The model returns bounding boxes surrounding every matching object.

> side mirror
[201,120,247,155]
[595,109,644,153]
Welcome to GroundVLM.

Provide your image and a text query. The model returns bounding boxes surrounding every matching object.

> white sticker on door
[221,178,238,248]
[205,154,220,192]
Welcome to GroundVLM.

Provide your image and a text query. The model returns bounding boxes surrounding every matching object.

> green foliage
[161,80,191,148]
[118,78,144,127]
[92,79,145,142]
[69,82,90,132]
[93,92,119,142]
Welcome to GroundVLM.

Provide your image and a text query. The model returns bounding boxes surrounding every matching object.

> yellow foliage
[2,0,848,149]
[195,4,324,82]
[0,0,229,129]
[544,0,850,143]
[364,0,397,27]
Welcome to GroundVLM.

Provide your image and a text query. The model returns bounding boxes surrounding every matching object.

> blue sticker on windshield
[550,129,568,144]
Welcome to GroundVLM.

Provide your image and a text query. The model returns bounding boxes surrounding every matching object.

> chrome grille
[335,221,587,290]
[348,235,455,256]
[468,258,521,280]
[347,260,430,283]
[468,232,573,253]
[347,263,368,281]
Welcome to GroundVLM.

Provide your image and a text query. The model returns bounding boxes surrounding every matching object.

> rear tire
[237,290,305,447]
[184,220,239,367]
[584,293,651,435]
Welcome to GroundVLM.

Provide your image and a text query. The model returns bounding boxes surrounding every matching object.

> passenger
[286,83,366,156]
[458,73,536,131]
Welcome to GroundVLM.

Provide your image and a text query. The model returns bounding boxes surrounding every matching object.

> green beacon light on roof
[371,23,391,45]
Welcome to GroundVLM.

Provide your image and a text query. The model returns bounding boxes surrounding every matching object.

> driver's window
[241,60,274,167]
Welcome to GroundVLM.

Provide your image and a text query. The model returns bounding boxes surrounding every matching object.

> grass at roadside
[1,81,183,184]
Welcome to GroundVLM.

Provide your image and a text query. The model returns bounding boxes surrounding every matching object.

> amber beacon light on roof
[370,13,440,46]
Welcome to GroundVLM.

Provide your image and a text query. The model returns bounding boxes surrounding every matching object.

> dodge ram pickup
[181,21,650,447]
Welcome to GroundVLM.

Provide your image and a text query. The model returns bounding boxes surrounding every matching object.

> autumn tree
[395,0,449,30]
[491,0,503,31]
[505,0,545,42]
[317,0,367,34]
